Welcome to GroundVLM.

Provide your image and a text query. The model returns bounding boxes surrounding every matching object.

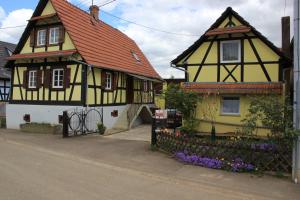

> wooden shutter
[45,28,49,47]
[101,71,106,89]
[30,30,35,47]
[44,69,52,88]
[64,68,71,88]
[112,73,118,90]
[147,81,150,92]
[22,70,28,88]
[58,26,65,44]
[37,70,43,88]
[140,80,144,91]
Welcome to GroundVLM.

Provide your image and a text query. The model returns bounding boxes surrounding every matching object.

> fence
[151,121,293,173]
[63,107,103,137]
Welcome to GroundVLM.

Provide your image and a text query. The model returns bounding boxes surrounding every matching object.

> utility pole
[293,0,300,184]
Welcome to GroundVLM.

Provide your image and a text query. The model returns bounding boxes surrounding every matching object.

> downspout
[293,0,300,184]
[170,62,189,82]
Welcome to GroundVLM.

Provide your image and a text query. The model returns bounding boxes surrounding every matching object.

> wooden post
[62,111,69,138]
[151,117,157,146]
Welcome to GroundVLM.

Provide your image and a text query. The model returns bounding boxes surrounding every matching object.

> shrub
[97,123,106,135]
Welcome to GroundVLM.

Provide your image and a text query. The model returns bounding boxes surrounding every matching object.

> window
[221,97,240,115]
[143,80,148,91]
[49,27,60,45]
[131,51,140,62]
[37,29,47,46]
[52,69,64,88]
[28,70,37,89]
[105,72,112,90]
[221,40,241,63]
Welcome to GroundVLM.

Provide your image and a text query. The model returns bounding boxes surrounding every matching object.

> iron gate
[62,108,103,137]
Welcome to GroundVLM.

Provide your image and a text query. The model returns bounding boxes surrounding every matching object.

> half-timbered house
[6,0,161,129]
[0,41,16,116]
[171,7,291,135]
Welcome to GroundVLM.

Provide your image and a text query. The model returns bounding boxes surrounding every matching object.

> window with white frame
[221,97,240,115]
[49,27,60,45]
[105,72,112,90]
[221,40,241,63]
[28,70,37,89]
[131,51,141,62]
[37,29,47,46]
[52,69,64,88]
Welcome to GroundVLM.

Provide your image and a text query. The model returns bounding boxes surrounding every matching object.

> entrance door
[127,76,134,104]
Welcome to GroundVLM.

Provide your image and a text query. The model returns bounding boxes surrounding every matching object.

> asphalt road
[0,130,299,200]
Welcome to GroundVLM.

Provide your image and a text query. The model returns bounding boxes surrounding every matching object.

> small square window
[37,29,47,46]
[131,51,140,62]
[52,69,64,88]
[49,27,60,45]
[28,70,37,89]
[105,72,112,90]
[221,40,241,63]
[221,97,240,115]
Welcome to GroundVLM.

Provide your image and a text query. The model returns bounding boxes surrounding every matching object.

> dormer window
[131,51,140,62]
[49,27,60,45]
[220,40,241,63]
[37,29,47,46]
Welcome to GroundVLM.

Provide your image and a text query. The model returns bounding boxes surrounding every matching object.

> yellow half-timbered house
[171,7,290,135]
[6,0,161,129]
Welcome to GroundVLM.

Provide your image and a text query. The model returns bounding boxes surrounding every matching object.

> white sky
[0,0,294,78]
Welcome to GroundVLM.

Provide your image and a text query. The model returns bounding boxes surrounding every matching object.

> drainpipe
[292,0,300,184]
[170,62,189,82]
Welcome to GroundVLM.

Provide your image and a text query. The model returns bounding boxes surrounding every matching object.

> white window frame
[37,29,47,46]
[221,96,240,115]
[52,69,64,89]
[28,70,37,89]
[105,72,112,90]
[131,51,141,62]
[49,27,60,45]
[220,40,241,63]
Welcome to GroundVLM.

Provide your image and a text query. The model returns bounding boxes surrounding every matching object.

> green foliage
[97,123,106,135]
[241,95,297,143]
[164,83,201,134]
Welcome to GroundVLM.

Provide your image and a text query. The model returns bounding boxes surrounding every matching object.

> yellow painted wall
[195,95,272,136]
[12,64,82,102]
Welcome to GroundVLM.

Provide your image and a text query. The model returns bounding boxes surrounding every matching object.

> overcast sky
[0,0,294,78]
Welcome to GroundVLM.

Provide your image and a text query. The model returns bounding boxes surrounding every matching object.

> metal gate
[62,108,103,137]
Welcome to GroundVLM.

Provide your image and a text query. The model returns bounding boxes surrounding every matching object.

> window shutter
[44,69,52,88]
[30,30,35,47]
[147,81,150,92]
[101,71,106,89]
[113,73,118,90]
[58,26,65,44]
[64,68,71,88]
[45,28,49,47]
[37,70,43,88]
[22,70,28,88]
[141,81,144,91]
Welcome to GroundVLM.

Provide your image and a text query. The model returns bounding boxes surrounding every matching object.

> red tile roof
[182,82,283,94]
[7,50,77,60]
[205,25,251,36]
[50,0,161,79]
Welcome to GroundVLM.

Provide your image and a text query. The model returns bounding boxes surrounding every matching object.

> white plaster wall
[6,104,127,130]
[101,105,127,129]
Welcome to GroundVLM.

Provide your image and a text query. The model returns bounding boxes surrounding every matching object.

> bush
[97,123,106,135]
[164,83,201,135]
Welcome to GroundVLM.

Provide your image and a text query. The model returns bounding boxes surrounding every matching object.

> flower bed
[155,131,292,173]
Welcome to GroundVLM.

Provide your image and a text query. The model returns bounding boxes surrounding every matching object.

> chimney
[89,5,99,21]
[282,16,290,58]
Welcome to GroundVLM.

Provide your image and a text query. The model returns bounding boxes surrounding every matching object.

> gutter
[170,62,189,82]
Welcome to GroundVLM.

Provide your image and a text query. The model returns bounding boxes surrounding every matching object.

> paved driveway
[0,128,299,200]
[106,125,151,142]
